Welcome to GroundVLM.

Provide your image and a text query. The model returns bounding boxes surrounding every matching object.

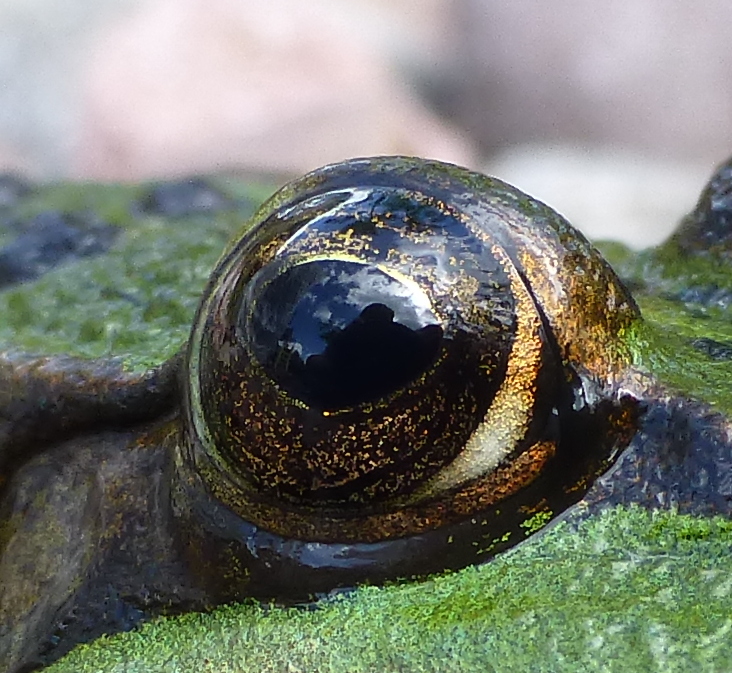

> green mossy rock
[2,174,732,672]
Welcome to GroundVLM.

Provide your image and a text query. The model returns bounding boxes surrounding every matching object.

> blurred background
[1,0,731,247]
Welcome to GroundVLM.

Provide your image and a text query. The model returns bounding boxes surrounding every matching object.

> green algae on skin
[3,171,732,672]
[47,506,732,673]
[0,180,271,371]
[519,509,553,536]
[624,306,732,415]
[597,236,732,415]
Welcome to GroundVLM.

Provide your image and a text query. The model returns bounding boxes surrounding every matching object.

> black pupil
[242,259,443,410]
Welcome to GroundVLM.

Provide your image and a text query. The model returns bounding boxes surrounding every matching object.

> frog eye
[178,157,640,598]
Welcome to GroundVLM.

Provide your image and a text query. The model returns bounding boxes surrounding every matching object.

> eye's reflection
[242,259,444,410]
[181,157,641,604]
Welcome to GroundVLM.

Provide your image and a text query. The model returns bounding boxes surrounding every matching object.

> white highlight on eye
[290,253,438,330]
[276,189,372,256]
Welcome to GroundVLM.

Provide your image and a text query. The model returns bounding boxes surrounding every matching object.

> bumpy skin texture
[670,155,732,257]
[1,158,731,672]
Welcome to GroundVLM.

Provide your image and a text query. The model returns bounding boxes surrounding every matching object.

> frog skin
[1,156,731,673]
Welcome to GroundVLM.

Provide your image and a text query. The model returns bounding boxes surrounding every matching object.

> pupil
[242,259,444,410]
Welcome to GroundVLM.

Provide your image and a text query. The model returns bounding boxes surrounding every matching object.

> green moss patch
[0,179,270,371]
[4,178,732,673]
[49,506,732,673]
[624,306,732,414]
[597,237,732,413]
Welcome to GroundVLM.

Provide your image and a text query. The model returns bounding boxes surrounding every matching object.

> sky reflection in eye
[243,258,443,410]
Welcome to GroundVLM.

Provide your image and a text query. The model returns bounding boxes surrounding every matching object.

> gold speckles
[516,240,636,381]
[412,247,544,498]
[181,155,639,565]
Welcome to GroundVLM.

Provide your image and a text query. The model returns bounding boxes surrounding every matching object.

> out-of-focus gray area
[0,0,730,247]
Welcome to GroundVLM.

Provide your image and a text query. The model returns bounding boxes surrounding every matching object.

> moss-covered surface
[599,236,732,415]
[3,175,732,672]
[43,506,732,673]
[0,177,271,370]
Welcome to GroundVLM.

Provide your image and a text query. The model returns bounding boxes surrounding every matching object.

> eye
[176,157,640,600]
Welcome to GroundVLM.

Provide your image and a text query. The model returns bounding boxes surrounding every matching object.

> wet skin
[1,157,732,672]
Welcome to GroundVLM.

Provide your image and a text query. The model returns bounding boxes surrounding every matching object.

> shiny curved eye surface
[177,157,640,599]
[243,258,444,411]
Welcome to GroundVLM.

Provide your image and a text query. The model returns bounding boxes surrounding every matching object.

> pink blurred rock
[71,0,476,180]
[438,0,732,164]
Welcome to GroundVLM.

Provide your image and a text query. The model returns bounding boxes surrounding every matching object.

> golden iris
[175,156,639,599]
